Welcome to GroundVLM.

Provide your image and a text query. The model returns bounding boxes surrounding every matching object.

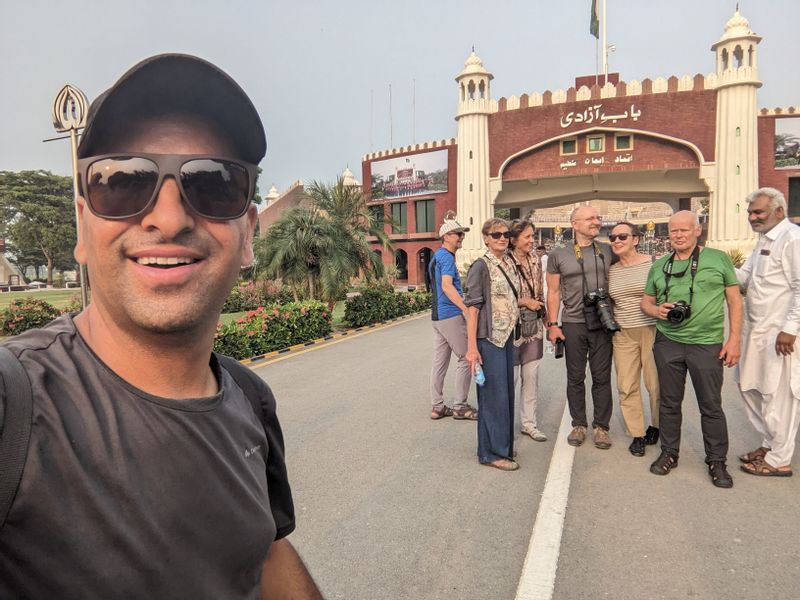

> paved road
[251,315,799,600]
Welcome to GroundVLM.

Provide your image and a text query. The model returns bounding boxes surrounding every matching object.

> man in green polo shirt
[641,210,743,488]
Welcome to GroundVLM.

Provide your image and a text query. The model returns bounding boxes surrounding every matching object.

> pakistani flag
[590,0,600,38]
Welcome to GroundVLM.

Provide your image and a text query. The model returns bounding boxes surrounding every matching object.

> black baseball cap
[77,53,266,164]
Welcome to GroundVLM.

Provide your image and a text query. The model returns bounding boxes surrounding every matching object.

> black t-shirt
[0,315,294,599]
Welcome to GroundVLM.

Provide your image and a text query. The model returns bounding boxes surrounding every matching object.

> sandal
[430,405,453,420]
[740,458,793,477]
[452,405,478,420]
[482,458,519,471]
[649,451,678,476]
[738,446,770,463]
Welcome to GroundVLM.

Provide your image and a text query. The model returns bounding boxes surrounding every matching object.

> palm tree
[255,177,393,306]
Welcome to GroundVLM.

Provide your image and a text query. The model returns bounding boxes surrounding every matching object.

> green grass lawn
[0,289,83,311]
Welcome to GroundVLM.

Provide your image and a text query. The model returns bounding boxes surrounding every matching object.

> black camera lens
[667,301,691,324]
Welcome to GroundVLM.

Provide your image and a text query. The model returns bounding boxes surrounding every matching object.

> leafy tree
[255,177,393,306]
[0,171,77,285]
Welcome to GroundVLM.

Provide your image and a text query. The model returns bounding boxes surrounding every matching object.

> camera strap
[663,245,700,304]
[574,242,605,298]
[514,255,539,299]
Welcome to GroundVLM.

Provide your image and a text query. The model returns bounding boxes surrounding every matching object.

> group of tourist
[429,187,800,488]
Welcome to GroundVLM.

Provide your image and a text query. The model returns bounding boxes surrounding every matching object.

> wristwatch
[546,321,559,328]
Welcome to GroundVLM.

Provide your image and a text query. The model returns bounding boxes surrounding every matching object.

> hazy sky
[2,1,798,195]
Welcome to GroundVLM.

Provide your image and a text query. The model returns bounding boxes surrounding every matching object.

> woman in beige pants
[608,222,660,457]
[509,219,547,442]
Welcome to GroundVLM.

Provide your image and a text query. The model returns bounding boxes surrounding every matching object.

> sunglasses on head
[77,153,258,221]
[609,233,634,242]
[487,231,512,240]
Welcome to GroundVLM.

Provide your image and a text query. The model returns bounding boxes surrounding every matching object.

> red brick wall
[363,145,457,283]
[489,89,717,177]
[758,115,800,195]
[504,132,699,181]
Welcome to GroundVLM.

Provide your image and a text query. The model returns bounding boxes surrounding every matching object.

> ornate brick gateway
[363,10,799,283]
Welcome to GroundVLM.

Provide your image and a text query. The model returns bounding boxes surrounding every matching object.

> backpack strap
[0,346,33,531]
[216,353,267,425]
[214,353,295,538]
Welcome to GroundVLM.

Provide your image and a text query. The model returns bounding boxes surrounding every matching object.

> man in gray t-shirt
[546,206,616,449]
[0,54,322,599]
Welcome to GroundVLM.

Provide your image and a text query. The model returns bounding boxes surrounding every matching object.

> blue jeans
[477,336,515,463]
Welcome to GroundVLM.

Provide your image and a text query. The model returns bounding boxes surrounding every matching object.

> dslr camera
[583,288,621,333]
[666,300,691,324]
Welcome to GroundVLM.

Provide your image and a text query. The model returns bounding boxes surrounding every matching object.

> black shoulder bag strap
[216,353,266,425]
[514,256,538,299]
[0,346,34,531]
[487,257,519,300]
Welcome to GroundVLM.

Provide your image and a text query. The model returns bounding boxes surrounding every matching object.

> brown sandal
[738,446,770,463]
[453,405,478,420]
[482,458,519,471]
[740,458,793,477]
[430,405,453,420]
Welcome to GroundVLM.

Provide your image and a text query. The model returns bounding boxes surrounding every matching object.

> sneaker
[629,437,646,457]
[567,426,587,447]
[650,450,678,476]
[644,426,660,445]
[708,461,734,488]
[593,427,612,449]
[521,426,547,442]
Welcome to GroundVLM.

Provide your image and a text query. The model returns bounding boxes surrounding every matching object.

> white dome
[456,51,493,81]
[341,167,360,187]
[720,10,755,41]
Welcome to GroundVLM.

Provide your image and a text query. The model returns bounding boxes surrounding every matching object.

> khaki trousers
[430,315,471,410]
[612,326,660,437]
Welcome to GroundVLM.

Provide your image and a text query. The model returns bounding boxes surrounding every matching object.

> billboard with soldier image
[370,149,448,200]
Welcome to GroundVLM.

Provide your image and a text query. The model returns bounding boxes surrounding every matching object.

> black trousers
[652,331,729,462]
[562,322,613,430]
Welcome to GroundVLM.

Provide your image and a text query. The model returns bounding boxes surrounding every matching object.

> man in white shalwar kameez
[736,187,800,477]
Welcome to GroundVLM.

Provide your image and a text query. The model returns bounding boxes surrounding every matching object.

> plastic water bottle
[474,364,486,386]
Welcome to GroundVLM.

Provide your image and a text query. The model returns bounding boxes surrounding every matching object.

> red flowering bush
[214,300,332,360]
[0,297,62,335]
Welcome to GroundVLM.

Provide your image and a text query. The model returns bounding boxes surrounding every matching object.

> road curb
[238,309,430,365]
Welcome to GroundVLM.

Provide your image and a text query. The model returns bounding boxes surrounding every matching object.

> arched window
[748,45,754,67]
[469,150,473,159]
[478,80,486,99]
[734,45,744,68]
[735,127,741,137]
[460,83,465,102]
[721,48,729,71]
[394,249,408,280]
[467,80,476,100]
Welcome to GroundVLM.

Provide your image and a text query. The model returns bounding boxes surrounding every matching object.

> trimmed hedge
[222,280,294,313]
[0,297,62,335]
[214,301,332,360]
[343,284,431,328]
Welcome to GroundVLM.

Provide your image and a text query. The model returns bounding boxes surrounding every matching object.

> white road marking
[515,404,575,600]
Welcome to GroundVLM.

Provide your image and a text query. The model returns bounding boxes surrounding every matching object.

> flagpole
[595,36,599,86]
[602,0,608,81]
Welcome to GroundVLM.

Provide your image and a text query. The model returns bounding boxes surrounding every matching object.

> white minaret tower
[455,51,493,263]
[708,9,762,251]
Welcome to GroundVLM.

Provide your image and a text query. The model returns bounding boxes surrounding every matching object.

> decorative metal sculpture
[51,84,90,309]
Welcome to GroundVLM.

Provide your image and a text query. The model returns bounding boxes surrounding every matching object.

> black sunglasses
[77,153,258,221]
[487,231,512,240]
[609,233,634,242]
